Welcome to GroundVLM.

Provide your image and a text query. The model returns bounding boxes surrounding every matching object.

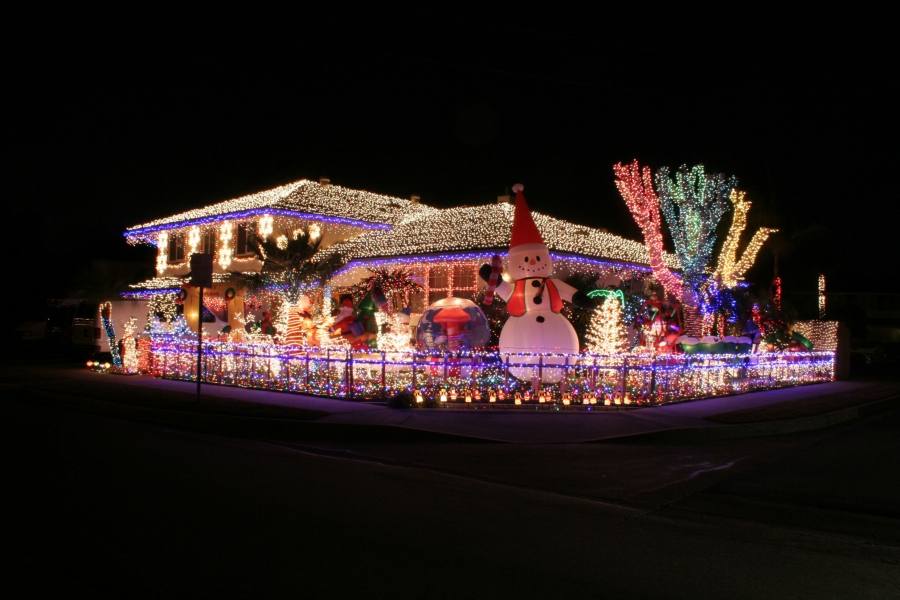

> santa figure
[479,184,585,382]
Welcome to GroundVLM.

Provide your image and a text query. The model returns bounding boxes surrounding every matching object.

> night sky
[10,21,899,320]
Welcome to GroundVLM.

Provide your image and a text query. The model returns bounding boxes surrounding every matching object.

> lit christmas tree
[586,296,626,354]
[376,311,412,352]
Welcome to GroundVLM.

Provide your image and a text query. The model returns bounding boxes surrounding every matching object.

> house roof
[124,179,427,244]
[322,202,679,269]
[121,274,239,297]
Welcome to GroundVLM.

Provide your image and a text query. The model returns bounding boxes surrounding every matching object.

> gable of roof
[124,179,428,243]
[321,203,679,269]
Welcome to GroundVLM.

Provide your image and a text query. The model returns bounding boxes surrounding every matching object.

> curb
[608,395,900,443]
[16,386,496,444]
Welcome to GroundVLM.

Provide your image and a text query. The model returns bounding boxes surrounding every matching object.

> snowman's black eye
[536,256,541,261]
[524,257,529,263]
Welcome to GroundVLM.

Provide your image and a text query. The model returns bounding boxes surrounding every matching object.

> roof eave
[124,208,394,244]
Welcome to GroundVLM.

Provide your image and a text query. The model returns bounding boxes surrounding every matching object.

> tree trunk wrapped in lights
[654,164,735,336]
[613,160,683,300]
[713,189,778,288]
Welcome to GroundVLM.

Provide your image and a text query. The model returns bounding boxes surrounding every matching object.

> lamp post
[189,253,214,400]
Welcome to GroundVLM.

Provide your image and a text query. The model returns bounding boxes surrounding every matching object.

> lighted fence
[146,337,835,407]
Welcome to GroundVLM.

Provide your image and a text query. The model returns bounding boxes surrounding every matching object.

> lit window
[200,231,215,254]
[418,263,480,308]
[236,222,256,255]
[167,232,185,262]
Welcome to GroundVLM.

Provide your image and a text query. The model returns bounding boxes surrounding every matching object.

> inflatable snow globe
[415,297,491,351]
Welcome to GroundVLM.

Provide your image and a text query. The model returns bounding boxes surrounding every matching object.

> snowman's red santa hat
[509,183,545,249]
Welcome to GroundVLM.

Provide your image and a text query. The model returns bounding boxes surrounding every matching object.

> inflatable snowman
[480,184,582,382]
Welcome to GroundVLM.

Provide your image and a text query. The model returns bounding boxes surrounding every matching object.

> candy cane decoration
[482,254,503,306]
[99,301,122,367]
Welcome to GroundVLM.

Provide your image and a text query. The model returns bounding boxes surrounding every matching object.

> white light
[258,214,274,240]
[818,274,826,318]
[156,232,169,274]
[218,221,234,269]
[188,226,201,255]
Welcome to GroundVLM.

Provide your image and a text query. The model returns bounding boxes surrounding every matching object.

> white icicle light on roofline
[156,232,169,274]
[129,276,185,290]
[218,221,234,269]
[321,203,678,268]
[258,214,274,240]
[127,272,241,295]
[188,226,201,255]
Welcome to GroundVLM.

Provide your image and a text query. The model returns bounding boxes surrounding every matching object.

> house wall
[152,217,368,278]
[329,257,653,317]
[99,299,149,352]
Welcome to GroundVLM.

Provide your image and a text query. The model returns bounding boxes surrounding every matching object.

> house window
[408,292,426,313]
[427,266,451,305]
[416,263,480,309]
[236,222,255,255]
[167,232,185,262]
[200,231,215,254]
[453,264,476,290]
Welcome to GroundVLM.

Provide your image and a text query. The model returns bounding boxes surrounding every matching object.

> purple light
[120,288,181,298]
[147,336,835,406]
[332,250,657,278]
[125,208,392,242]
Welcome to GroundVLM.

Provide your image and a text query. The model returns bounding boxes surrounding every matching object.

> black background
[8,16,898,321]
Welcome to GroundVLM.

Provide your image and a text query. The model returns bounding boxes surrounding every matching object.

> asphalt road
[5,370,900,598]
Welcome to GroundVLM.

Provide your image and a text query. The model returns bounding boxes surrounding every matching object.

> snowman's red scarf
[507,278,563,316]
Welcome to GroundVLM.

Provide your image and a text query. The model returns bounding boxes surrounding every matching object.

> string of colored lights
[99,302,122,367]
[655,164,735,296]
[773,276,782,311]
[586,288,626,306]
[586,296,627,354]
[818,274,826,318]
[612,160,684,299]
[146,337,834,406]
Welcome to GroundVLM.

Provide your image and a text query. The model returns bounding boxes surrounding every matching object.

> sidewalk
[320,380,900,442]
[20,368,900,443]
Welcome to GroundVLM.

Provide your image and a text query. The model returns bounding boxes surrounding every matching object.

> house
[123,177,675,337]
[113,177,835,403]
